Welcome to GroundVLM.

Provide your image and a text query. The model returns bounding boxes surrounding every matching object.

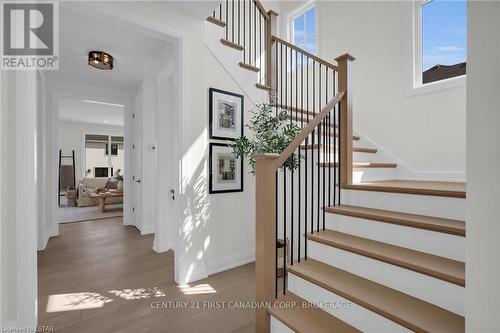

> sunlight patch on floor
[108,287,167,300]
[178,283,217,295]
[46,292,113,313]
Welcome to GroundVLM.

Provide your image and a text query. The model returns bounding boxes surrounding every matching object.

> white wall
[0,71,38,329]
[466,1,500,331]
[264,0,466,179]
[58,120,124,184]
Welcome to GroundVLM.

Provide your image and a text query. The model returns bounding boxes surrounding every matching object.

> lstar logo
[1,1,59,70]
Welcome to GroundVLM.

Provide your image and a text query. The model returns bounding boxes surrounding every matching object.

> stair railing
[209,0,272,86]
[208,2,355,332]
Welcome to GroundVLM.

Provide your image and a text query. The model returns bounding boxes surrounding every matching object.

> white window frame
[410,0,466,95]
[288,1,318,55]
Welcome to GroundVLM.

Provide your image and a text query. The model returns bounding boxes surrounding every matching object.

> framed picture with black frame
[209,143,243,194]
[209,88,244,141]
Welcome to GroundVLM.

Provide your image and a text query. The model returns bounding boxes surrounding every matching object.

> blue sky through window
[422,0,467,71]
[293,7,316,55]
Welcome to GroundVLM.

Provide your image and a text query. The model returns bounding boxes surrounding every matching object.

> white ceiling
[58,99,124,126]
[45,5,173,92]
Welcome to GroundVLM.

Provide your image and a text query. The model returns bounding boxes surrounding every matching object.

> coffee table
[90,192,123,212]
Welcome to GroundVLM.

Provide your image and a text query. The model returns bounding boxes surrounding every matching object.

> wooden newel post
[265,10,278,90]
[334,53,355,185]
[254,153,279,333]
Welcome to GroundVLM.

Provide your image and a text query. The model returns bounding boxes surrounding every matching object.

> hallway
[37,217,255,332]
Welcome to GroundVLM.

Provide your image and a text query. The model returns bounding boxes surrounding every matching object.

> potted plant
[231,100,301,173]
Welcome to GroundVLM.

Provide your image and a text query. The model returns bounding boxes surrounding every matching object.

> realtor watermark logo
[1,1,58,70]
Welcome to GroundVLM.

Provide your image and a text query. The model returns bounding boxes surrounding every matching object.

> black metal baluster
[322,66,326,230]
[253,1,256,67]
[283,43,287,295]
[225,0,228,40]
[248,0,251,65]
[295,52,298,262]
[326,68,331,209]
[302,53,307,260]
[238,0,240,46]
[259,13,262,82]
[338,102,341,205]
[243,0,246,63]
[276,40,279,298]
[219,4,222,21]
[316,62,320,233]
[279,43,285,295]
[232,0,234,42]
[290,47,294,267]
[309,57,314,236]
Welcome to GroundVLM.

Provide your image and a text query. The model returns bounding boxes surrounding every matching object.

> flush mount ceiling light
[88,51,113,70]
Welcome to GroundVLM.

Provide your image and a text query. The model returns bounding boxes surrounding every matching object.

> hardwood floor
[38,217,256,332]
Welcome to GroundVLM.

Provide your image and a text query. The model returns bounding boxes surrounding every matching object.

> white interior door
[129,106,143,228]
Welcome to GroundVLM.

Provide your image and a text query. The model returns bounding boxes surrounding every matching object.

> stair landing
[342,180,466,198]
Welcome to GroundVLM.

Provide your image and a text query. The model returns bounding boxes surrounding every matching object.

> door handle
[135,179,141,184]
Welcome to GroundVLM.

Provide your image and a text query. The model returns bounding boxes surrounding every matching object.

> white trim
[205,248,255,275]
[410,0,466,95]
[139,223,155,235]
[407,74,466,96]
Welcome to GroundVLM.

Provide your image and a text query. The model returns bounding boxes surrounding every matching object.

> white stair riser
[353,168,398,182]
[270,316,294,333]
[341,189,465,220]
[307,241,465,315]
[302,150,387,163]
[325,214,465,261]
[288,273,410,332]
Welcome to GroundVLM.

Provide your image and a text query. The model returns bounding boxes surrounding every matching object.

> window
[291,5,316,54]
[85,134,124,178]
[416,0,467,86]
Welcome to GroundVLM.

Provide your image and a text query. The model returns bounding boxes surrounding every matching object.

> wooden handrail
[253,0,270,19]
[272,91,345,169]
[272,36,339,71]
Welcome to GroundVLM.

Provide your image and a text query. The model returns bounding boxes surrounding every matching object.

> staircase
[206,2,466,332]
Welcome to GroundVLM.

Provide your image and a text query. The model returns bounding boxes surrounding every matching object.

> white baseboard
[206,248,255,276]
[139,223,155,235]
[152,242,174,254]
[37,232,49,251]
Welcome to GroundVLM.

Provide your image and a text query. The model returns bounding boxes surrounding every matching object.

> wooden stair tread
[325,204,465,236]
[308,230,465,286]
[288,259,465,333]
[319,162,397,168]
[239,62,260,72]
[207,16,226,28]
[300,144,377,153]
[342,180,466,198]
[220,38,244,51]
[268,292,360,333]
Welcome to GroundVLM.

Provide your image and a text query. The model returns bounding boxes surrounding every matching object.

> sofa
[77,177,123,207]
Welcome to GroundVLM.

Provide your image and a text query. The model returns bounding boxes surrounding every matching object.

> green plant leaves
[231,102,302,174]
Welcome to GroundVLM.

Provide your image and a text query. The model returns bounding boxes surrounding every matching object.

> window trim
[288,1,318,55]
[411,0,466,94]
